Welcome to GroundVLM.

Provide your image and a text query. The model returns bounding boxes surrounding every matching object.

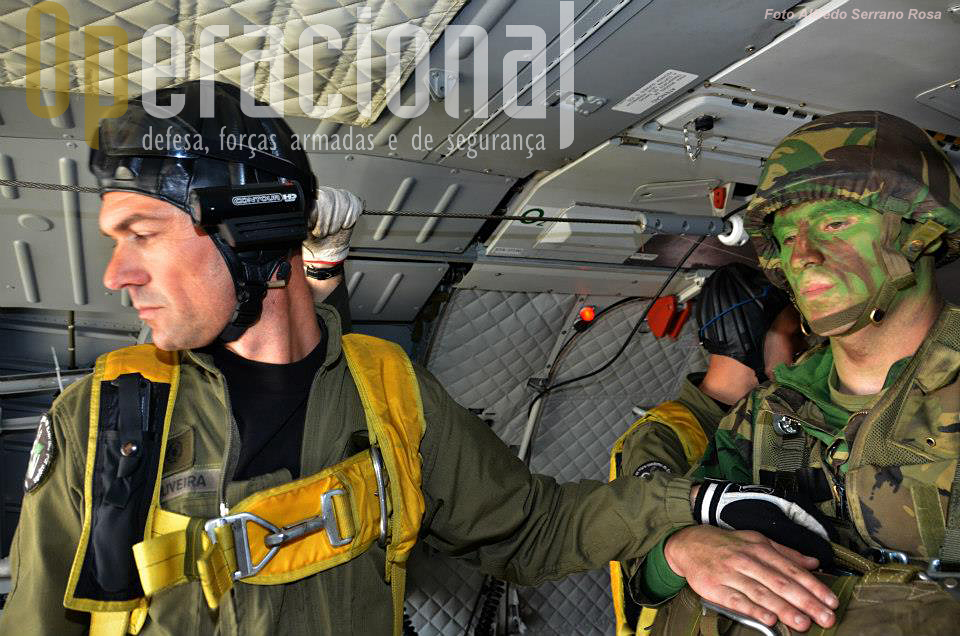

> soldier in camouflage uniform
[645,111,960,635]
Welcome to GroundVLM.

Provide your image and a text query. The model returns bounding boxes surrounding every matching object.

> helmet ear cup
[695,263,791,379]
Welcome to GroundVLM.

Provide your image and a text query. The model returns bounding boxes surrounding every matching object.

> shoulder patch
[24,413,57,493]
[634,460,671,480]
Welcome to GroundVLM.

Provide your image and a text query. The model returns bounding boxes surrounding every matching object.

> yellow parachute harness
[63,334,426,636]
[608,401,708,635]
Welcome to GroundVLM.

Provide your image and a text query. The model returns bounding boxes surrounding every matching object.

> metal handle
[701,599,778,636]
[370,446,389,546]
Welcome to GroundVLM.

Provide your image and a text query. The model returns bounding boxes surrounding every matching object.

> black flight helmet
[695,262,791,382]
[90,80,317,342]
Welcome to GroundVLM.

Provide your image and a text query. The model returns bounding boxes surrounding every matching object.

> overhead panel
[0,0,468,127]
[651,88,831,148]
[712,0,960,136]
[344,258,447,321]
[431,0,797,174]
[307,152,515,253]
[483,137,761,263]
[458,259,709,298]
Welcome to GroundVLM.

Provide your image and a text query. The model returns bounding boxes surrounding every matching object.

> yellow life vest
[608,401,708,636]
[62,334,426,636]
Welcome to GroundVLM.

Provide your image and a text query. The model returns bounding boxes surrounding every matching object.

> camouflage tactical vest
[752,304,960,559]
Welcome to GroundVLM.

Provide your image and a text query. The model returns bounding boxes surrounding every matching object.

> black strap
[105,374,146,507]
[305,262,344,280]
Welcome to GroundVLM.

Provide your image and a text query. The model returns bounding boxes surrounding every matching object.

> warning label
[612,69,699,115]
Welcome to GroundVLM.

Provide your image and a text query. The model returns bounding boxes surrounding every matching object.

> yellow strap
[64,345,180,617]
[608,401,706,635]
[134,452,384,608]
[126,335,425,625]
[89,610,130,636]
[101,344,178,383]
[637,607,658,633]
[341,333,426,573]
[390,561,408,636]
[644,402,709,465]
[197,523,238,610]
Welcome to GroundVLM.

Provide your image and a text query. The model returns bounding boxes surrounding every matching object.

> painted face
[100,192,236,351]
[772,200,895,327]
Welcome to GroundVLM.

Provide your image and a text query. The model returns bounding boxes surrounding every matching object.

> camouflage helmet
[745,110,960,288]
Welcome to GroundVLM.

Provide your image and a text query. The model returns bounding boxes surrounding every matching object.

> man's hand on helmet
[302,187,364,268]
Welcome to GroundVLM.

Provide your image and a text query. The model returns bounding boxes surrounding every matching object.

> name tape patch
[160,468,219,503]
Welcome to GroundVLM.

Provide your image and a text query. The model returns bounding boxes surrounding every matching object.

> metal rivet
[945,577,958,589]
[745,45,756,53]
[344,155,354,161]
[121,442,138,456]
[869,308,885,323]
[909,239,924,251]
[926,437,936,447]
[65,141,77,149]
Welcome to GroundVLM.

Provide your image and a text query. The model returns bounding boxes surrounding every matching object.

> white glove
[302,186,364,266]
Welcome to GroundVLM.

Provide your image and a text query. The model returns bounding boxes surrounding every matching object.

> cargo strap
[608,401,708,636]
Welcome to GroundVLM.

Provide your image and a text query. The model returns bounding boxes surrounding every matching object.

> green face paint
[772,200,894,324]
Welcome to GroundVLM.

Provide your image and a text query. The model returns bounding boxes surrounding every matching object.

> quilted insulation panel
[0,0,467,126]
[409,289,706,635]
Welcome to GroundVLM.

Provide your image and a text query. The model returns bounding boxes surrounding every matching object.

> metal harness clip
[205,488,354,581]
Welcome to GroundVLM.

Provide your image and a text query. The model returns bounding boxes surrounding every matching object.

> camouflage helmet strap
[900,219,948,263]
[808,270,915,335]
[808,212,917,336]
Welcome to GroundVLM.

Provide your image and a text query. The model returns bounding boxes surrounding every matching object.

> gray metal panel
[459,259,711,298]
[713,0,960,136]
[344,258,448,321]
[917,78,960,122]
[483,138,761,262]
[0,138,129,312]
[307,153,515,253]
[432,0,796,174]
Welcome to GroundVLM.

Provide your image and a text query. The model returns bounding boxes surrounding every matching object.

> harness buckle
[871,548,910,565]
[263,489,354,549]
[204,512,281,580]
[920,559,960,583]
[206,489,354,581]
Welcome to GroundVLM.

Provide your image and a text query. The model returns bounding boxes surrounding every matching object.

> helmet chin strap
[805,215,945,337]
[209,233,293,343]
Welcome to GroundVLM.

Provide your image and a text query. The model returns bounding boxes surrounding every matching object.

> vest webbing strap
[608,401,707,636]
[940,458,960,567]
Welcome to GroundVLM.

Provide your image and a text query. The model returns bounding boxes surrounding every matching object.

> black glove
[694,479,834,568]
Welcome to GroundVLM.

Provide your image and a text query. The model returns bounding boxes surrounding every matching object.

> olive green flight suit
[2,305,695,635]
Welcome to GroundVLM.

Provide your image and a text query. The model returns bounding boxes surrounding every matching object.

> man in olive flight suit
[644,111,960,635]
[1,81,839,635]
